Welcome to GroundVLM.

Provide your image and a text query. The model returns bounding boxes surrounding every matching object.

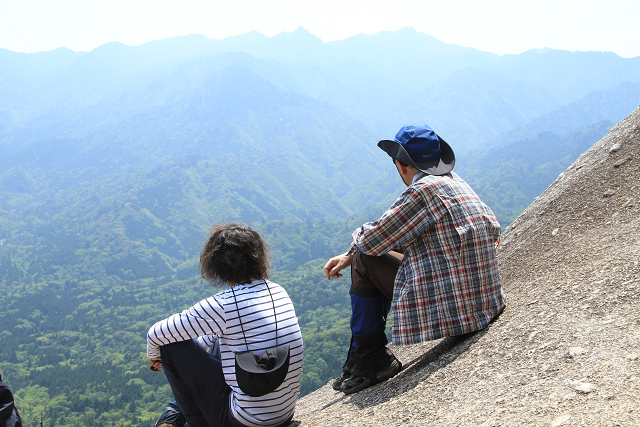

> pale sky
[1,0,639,58]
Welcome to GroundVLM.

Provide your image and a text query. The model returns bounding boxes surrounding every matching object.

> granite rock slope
[293,106,640,426]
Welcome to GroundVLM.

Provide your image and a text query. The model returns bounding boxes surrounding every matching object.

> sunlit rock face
[295,107,640,426]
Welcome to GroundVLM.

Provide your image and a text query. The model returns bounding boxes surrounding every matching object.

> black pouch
[235,345,290,397]
[232,283,291,397]
[0,375,23,427]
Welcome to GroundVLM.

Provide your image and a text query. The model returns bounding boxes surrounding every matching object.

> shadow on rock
[346,327,491,409]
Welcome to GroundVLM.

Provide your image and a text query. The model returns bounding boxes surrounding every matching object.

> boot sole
[341,377,372,395]
[332,373,351,391]
[332,379,346,391]
[376,358,402,382]
[341,359,402,395]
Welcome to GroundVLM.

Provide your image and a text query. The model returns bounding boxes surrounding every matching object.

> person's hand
[149,358,163,371]
[323,253,354,280]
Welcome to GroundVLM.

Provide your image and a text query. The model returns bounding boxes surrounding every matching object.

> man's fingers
[323,256,344,280]
[323,259,337,280]
[329,263,344,276]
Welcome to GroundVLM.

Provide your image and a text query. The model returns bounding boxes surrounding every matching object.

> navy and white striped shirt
[147,279,303,427]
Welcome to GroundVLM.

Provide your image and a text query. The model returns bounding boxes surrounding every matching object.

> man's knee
[351,251,370,281]
[160,339,201,371]
[351,251,400,300]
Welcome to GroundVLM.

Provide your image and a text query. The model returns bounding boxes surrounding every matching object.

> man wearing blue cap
[323,124,505,394]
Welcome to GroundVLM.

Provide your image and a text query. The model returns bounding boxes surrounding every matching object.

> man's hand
[323,253,354,280]
[149,358,163,371]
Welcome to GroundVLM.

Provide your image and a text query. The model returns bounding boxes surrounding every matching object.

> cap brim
[377,136,455,176]
[235,345,290,397]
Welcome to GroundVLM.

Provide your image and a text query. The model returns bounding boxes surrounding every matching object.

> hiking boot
[340,375,371,395]
[375,356,402,382]
[154,400,187,427]
[332,371,351,391]
[156,422,188,427]
[341,357,402,395]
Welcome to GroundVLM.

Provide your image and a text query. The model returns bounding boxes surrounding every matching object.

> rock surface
[293,106,640,426]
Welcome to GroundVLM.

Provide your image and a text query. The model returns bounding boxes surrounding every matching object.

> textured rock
[294,107,640,427]
[568,347,586,358]
[575,383,596,393]
[550,414,571,427]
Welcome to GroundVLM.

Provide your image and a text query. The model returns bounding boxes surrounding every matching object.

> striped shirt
[147,280,303,427]
[347,172,505,345]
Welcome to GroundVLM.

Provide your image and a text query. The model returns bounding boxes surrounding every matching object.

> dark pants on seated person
[344,251,402,379]
[160,339,235,427]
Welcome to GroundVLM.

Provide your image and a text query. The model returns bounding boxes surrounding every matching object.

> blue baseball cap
[377,124,455,175]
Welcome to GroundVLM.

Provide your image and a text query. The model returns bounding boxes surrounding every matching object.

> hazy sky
[1,0,639,58]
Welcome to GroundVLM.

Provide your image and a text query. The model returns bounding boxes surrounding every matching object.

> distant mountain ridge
[2,27,639,145]
[496,80,640,144]
[1,27,639,225]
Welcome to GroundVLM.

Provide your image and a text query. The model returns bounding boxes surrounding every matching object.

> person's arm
[323,251,355,280]
[197,334,218,350]
[324,186,440,280]
[146,295,226,367]
[352,186,441,256]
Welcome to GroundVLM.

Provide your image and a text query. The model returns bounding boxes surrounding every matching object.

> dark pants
[160,339,235,427]
[344,251,402,379]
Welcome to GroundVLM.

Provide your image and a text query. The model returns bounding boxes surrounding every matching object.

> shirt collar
[412,172,427,184]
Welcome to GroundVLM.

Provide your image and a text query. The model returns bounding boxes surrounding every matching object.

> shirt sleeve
[197,334,218,350]
[351,184,442,256]
[146,295,227,359]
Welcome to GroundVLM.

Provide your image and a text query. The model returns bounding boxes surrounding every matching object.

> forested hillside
[0,27,638,426]
[2,218,356,426]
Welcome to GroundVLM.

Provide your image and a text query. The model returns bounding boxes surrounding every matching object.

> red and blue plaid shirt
[348,172,505,345]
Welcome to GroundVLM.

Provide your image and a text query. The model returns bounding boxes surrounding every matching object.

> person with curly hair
[147,223,303,427]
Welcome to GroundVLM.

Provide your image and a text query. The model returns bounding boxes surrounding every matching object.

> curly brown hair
[199,223,270,286]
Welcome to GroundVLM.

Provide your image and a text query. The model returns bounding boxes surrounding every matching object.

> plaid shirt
[348,172,505,345]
